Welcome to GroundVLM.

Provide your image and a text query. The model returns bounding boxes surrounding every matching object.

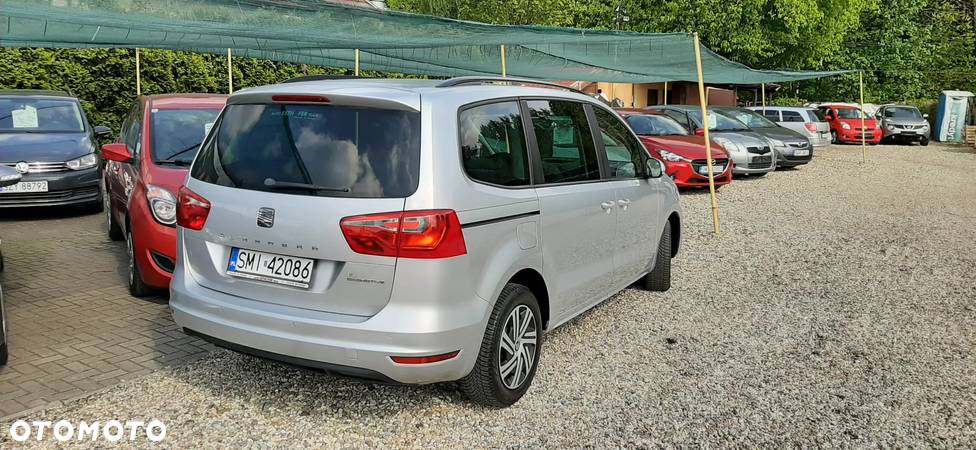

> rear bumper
[170,266,490,384]
[0,168,100,208]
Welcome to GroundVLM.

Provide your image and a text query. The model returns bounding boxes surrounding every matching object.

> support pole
[226,48,233,94]
[500,45,507,78]
[135,48,141,96]
[663,81,668,105]
[761,83,766,111]
[355,49,361,76]
[859,71,866,163]
[693,33,720,235]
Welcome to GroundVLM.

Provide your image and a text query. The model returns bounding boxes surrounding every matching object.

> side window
[592,107,645,178]
[123,103,142,157]
[781,111,804,122]
[662,110,690,130]
[459,101,530,186]
[526,99,601,184]
[762,109,781,121]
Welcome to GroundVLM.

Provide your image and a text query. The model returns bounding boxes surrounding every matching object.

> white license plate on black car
[794,149,810,156]
[0,181,48,194]
[226,248,313,288]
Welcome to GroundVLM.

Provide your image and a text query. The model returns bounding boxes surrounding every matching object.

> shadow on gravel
[939,144,976,154]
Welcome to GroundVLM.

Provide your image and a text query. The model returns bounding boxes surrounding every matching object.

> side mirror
[0,165,22,188]
[101,143,132,163]
[93,125,113,139]
[694,128,705,136]
[923,113,929,119]
[645,158,665,179]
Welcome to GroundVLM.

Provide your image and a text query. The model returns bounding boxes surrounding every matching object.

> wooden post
[500,45,507,78]
[227,48,233,94]
[663,81,667,105]
[859,71,866,163]
[693,33,720,234]
[355,49,361,76]
[135,48,141,96]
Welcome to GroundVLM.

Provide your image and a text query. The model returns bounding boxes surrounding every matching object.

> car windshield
[191,103,421,198]
[0,97,85,133]
[151,108,222,164]
[715,108,778,128]
[625,114,689,136]
[883,106,922,119]
[687,110,749,131]
[835,108,867,119]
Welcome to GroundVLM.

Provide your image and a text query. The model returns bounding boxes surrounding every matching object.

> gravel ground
[3,143,975,448]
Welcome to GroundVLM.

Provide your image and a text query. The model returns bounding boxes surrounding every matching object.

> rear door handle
[600,201,615,213]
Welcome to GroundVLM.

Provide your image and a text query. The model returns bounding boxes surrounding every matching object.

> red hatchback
[617,109,733,188]
[101,94,227,296]
[818,104,882,144]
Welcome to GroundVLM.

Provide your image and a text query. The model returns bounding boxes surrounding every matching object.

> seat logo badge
[14,161,30,174]
[257,207,275,228]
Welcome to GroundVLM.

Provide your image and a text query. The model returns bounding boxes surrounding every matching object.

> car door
[106,102,140,226]
[525,98,616,319]
[590,106,660,289]
[117,102,144,229]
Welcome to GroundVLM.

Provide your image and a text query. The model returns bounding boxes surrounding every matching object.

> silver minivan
[170,77,681,407]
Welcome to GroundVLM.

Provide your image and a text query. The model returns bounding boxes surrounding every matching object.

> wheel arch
[508,268,550,329]
[668,212,681,257]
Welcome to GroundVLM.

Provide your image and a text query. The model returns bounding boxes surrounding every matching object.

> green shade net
[0,0,850,84]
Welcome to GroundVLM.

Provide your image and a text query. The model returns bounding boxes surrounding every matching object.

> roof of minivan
[0,89,74,98]
[231,78,600,111]
[147,94,227,109]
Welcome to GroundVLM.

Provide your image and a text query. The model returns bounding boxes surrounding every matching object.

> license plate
[902,130,917,134]
[0,180,48,194]
[698,165,723,175]
[794,149,810,156]
[226,248,314,288]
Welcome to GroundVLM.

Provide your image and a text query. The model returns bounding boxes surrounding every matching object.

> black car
[0,164,19,365]
[0,90,111,209]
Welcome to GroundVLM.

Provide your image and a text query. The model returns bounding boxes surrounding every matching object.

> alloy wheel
[497,304,537,390]
[126,232,135,286]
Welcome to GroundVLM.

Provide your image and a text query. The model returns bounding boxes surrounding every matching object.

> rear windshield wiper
[263,178,350,193]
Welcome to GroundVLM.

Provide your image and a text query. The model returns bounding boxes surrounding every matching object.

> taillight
[804,123,818,132]
[271,94,330,103]
[340,209,466,259]
[176,186,211,231]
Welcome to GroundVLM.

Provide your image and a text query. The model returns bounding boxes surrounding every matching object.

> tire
[830,130,838,144]
[920,137,929,146]
[642,221,672,292]
[104,179,123,241]
[126,230,152,297]
[1,292,7,366]
[460,283,542,407]
[0,343,7,367]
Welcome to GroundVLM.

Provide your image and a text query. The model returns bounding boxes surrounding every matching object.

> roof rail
[436,76,586,95]
[282,74,374,83]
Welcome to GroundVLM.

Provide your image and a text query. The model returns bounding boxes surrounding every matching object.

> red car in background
[616,109,733,188]
[818,104,882,144]
[101,94,227,296]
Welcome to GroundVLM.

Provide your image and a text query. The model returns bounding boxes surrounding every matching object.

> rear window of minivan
[191,103,420,198]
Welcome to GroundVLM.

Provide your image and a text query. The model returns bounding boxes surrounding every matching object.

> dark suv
[0,90,110,209]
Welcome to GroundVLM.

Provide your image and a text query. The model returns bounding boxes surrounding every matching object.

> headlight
[769,138,786,149]
[658,150,690,162]
[146,184,177,225]
[66,153,98,170]
[841,122,852,130]
[713,137,742,153]
[887,125,896,131]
